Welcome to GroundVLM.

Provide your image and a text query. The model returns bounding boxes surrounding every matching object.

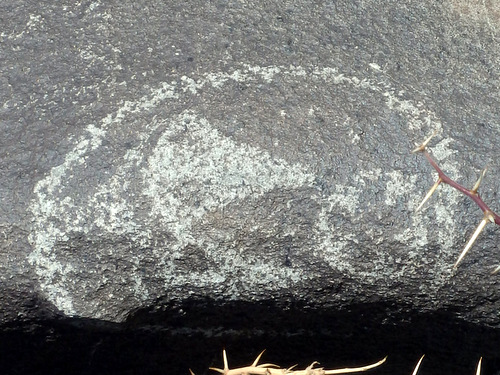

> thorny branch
[412,132,500,272]
[190,350,386,375]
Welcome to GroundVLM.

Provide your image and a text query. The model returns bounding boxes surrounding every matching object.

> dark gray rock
[2,0,500,338]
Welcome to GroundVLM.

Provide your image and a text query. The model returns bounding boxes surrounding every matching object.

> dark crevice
[1,299,500,375]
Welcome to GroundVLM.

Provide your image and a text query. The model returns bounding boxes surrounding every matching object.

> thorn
[307,361,320,370]
[286,364,298,371]
[324,356,387,374]
[412,130,438,153]
[251,350,266,366]
[257,363,280,368]
[471,168,488,194]
[416,177,442,211]
[189,369,196,375]
[476,358,482,375]
[223,350,229,371]
[412,355,425,375]
[454,213,494,268]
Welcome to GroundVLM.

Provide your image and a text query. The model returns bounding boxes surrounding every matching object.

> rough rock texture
[1,0,500,373]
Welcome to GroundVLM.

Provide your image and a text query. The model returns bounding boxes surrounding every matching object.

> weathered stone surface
[1,0,500,340]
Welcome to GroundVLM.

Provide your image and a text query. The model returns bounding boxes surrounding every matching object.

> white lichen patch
[432,138,456,160]
[431,138,462,181]
[357,168,383,184]
[314,201,358,274]
[384,91,441,132]
[384,170,415,206]
[27,14,42,29]
[243,65,282,82]
[143,111,314,237]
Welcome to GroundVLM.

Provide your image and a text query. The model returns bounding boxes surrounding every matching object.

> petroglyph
[29,63,460,319]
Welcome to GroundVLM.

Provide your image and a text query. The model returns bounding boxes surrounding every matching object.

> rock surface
[1,0,500,372]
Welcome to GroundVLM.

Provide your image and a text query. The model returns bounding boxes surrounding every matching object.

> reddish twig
[412,133,500,272]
